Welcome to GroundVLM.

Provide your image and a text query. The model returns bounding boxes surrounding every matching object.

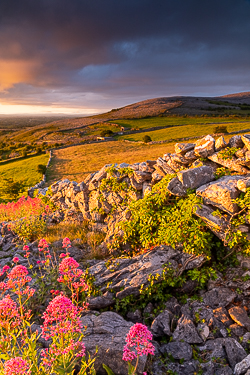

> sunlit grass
[0,153,49,195]
[116,122,250,142]
[46,140,176,184]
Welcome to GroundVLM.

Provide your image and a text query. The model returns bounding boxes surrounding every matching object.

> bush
[118,175,214,258]
[143,135,152,143]
[100,129,114,137]
[37,164,47,174]
[213,125,228,134]
[0,178,26,201]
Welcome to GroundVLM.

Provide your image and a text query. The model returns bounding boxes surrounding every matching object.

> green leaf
[102,364,116,375]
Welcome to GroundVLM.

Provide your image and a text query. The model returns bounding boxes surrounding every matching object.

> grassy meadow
[116,121,250,142]
[0,153,49,197]
[46,140,176,184]
[109,116,250,130]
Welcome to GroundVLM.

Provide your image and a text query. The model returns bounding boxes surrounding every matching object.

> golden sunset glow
[0,103,97,115]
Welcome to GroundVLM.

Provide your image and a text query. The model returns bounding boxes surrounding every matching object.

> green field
[110,116,250,130]
[0,153,50,193]
[116,121,250,142]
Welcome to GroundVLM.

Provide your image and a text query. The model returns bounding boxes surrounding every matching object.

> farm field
[46,140,176,184]
[0,153,49,197]
[116,121,250,142]
[110,116,250,130]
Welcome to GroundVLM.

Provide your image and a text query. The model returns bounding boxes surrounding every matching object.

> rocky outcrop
[81,312,146,375]
[47,133,250,251]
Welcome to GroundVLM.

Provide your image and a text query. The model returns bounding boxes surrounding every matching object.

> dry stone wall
[49,134,250,251]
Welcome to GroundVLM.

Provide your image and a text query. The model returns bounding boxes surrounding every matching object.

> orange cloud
[0,60,40,90]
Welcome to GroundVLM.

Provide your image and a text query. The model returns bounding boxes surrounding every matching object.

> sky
[0,0,249,115]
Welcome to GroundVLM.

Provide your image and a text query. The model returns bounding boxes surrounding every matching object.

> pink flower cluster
[3,357,30,375]
[123,323,155,361]
[57,256,88,303]
[0,265,35,301]
[0,295,21,330]
[41,294,82,340]
[62,237,71,249]
[0,196,50,223]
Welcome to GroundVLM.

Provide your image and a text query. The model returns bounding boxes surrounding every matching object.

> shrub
[0,178,26,201]
[213,125,228,134]
[143,135,152,143]
[118,175,213,258]
[100,129,114,137]
[37,164,47,175]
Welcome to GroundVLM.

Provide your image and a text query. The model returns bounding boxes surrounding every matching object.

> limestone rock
[173,315,203,344]
[228,306,250,331]
[177,165,215,189]
[166,176,187,196]
[151,170,163,182]
[194,204,229,240]
[151,309,173,337]
[203,288,236,309]
[213,307,233,328]
[160,341,193,361]
[236,147,248,158]
[194,135,215,158]
[237,177,250,192]
[133,171,152,184]
[234,354,250,375]
[167,156,183,171]
[81,312,147,375]
[196,175,244,214]
[208,152,249,174]
[215,136,228,151]
[223,337,247,369]
[229,135,244,148]
[175,142,195,155]
[171,153,190,165]
[242,135,250,151]
[184,150,197,161]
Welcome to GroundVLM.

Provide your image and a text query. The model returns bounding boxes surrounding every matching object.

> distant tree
[36,147,42,155]
[100,129,114,137]
[0,178,26,201]
[143,135,152,143]
[37,164,46,175]
[213,126,228,134]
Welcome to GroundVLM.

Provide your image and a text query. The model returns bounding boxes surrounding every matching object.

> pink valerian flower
[122,323,155,361]
[6,265,35,299]
[62,237,71,249]
[58,257,88,302]
[3,357,30,375]
[23,245,30,258]
[38,239,49,249]
[0,265,10,277]
[58,257,83,280]
[38,238,54,267]
[0,295,21,330]
[59,253,67,258]
[41,295,82,340]
[3,265,10,273]
[13,257,19,264]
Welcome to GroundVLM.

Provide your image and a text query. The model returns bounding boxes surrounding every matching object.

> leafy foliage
[218,147,239,160]
[119,175,213,258]
[213,125,228,134]
[143,135,152,143]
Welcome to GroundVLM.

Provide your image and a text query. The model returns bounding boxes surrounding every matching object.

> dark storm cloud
[0,0,250,111]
